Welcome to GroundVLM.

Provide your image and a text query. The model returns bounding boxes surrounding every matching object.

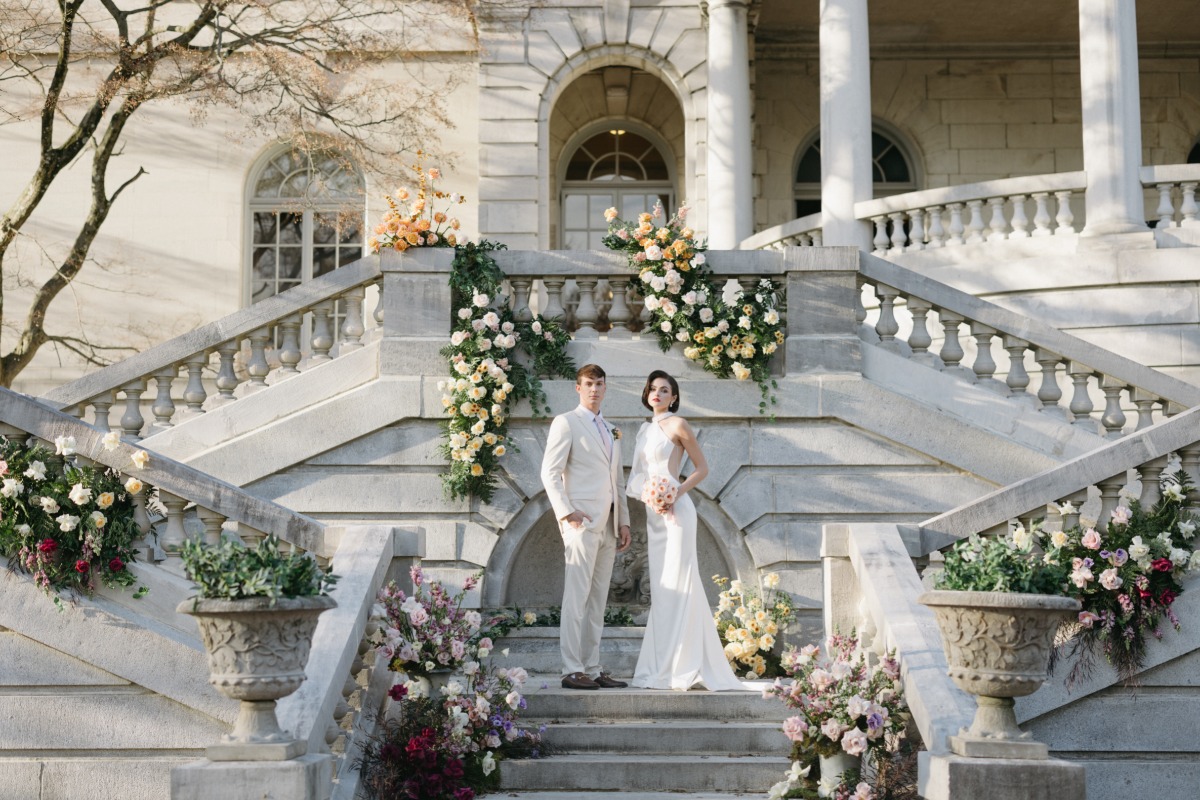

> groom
[541,363,632,690]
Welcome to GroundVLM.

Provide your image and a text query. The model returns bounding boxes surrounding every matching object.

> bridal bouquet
[641,474,679,515]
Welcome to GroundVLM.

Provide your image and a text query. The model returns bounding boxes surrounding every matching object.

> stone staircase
[501,680,792,794]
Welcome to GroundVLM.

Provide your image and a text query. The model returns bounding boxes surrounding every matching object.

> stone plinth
[922,754,1085,800]
[171,754,332,800]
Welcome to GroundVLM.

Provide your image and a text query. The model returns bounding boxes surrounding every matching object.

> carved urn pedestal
[179,595,336,761]
[918,590,1079,759]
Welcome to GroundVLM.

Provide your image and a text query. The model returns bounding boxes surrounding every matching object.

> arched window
[247,147,365,307]
[793,129,918,218]
[560,128,675,248]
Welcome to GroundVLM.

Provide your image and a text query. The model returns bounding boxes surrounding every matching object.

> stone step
[522,684,789,722]
[539,720,789,755]
[491,627,645,676]
[499,754,789,792]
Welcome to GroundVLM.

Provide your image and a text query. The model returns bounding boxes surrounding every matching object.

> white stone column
[1078,0,1148,236]
[819,0,874,250]
[706,0,754,249]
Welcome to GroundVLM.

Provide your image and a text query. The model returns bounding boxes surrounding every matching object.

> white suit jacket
[540,406,631,539]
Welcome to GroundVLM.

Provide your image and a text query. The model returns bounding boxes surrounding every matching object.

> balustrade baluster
[1067,363,1097,430]
[90,390,115,433]
[246,328,272,390]
[1009,195,1029,239]
[965,200,986,243]
[239,523,266,550]
[373,278,385,327]
[888,213,907,252]
[873,285,901,352]
[278,315,302,375]
[158,491,190,555]
[1156,183,1177,229]
[182,355,208,416]
[510,278,533,322]
[856,278,876,343]
[133,492,156,562]
[1002,335,1033,403]
[149,366,179,433]
[969,323,1002,390]
[1131,388,1158,431]
[946,203,965,245]
[986,197,1008,242]
[1057,489,1087,530]
[119,379,147,441]
[1099,377,1128,439]
[574,277,600,338]
[811,230,823,246]
[340,287,367,350]
[1138,455,1170,508]
[1179,444,1200,493]
[905,298,941,368]
[196,506,227,546]
[1181,183,1199,227]
[937,310,971,379]
[872,216,889,255]
[542,277,566,320]
[310,302,335,363]
[1030,192,1053,236]
[64,405,84,420]
[907,208,925,251]
[607,278,633,339]
[1096,473,1128,532]
[926,206,945,248]
[1055,191,1076,234]
[1034,349,1066,419]
[214,342,240,404]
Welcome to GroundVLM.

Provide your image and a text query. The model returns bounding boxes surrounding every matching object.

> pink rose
[1081,528,1102,550]
[841,727,869,756]
[782,716,809,741]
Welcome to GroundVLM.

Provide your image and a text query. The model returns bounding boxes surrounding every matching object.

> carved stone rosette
[918,590,1079,760]
[179,595,336,761]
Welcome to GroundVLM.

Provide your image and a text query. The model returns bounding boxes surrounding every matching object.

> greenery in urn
[179,534,338,603]
[935,529,1067,595]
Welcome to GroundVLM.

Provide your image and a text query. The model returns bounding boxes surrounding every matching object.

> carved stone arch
[536,45,704,249]
[481,489,758,613]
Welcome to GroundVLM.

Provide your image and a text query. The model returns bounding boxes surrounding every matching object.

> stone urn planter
[918,590,1079,759]
[179,595,337,761]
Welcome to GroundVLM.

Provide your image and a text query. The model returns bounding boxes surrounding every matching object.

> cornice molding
[755,39,1200,61]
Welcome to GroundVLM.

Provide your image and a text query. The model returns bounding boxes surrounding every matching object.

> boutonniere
[610,427,621,441]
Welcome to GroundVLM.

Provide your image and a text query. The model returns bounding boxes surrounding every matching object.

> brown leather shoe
[561,672,600,690]
[594,673,628,688]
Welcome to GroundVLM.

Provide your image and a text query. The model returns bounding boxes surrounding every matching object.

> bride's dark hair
[641,370,680,413]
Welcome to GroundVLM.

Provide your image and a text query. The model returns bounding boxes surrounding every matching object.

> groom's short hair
[576,364,606,383]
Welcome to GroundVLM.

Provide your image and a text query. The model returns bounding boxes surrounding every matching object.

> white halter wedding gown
[627,414,746,691]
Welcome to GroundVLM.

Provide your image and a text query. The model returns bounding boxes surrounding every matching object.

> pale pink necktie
[593,415,612,459]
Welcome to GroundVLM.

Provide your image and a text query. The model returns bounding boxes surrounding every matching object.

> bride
[627,370,746,691]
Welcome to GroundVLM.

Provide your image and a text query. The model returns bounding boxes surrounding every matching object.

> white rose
[644,244,663,261]
[699,307,714,323]
[644,295,661,311]
[23,461,46,481]
[68,483,92,506]
[56,514,80,532]
[457,307,472,319]
[660,320,672,333]
[1,478,24,498]
[130,450,149,470]
[40,496,60,514]
[472,293,489,307]
[102,431,121,451]
[54,435,76,456]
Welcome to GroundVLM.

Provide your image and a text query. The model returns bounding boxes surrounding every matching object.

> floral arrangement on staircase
[362,567,544,800]
[603,202,784,413]
[0,433,149,607]
[369,157,575,502]
[712,572,796,677]
[1042,470,1200,684]
[766,633,909,799]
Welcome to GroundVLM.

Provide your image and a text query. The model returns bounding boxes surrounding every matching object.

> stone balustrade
[919,403,1200,554]
[737,212,824,251]
[1142,164,1200,229]
[40,257,385,440]
[857,253,1200,437]
[0,386,328,559]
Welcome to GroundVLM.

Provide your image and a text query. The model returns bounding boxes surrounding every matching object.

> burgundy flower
[380,742,402,762]
[1152,558,1173,573]
[424,773,443,794]
[74,559,90,574]
[453,788,474,800]
[442,758,464,779]
[37,538,57,554]
[388,683,408,701]
[406,736,426,757]
[108,557,125,572]
[1160,589,1178,606]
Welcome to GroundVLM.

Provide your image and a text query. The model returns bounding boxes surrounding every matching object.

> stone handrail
[0,386,328,556]
[827,522,975,757]
[857,253,1200,435]
[737,212,824,251]
[1141,163,1200,228]
[41,256,385,438]
[918,404,1200,554]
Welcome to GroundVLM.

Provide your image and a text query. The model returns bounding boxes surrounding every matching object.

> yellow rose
[493,445,506,457]
[471,464,484,476]
[97,492,115,509]
[124,477,144,495]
